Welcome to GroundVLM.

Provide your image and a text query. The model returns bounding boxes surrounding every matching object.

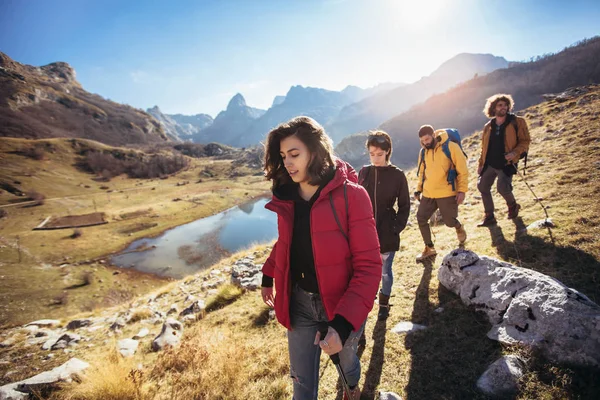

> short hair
[418,125,434,137]
[484,94,514,118]
[264,116,334,187]
[365,130,393,162]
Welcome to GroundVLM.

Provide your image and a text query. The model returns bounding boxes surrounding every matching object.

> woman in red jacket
[260,116,381,400]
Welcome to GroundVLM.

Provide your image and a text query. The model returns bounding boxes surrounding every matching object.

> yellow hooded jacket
[416,129,469,199]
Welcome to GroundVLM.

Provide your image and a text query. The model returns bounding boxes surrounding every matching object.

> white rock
[477,355,525,396]
[439,249,600,367]
[152,318,183,351]
[24,320,60,328]
[117,339,139,357]
[167,304,179,315]
[0,358,89,400]
[133,328,149,339]
[379,391,403,400]
[390,322,427,334]
[525,218,555,231]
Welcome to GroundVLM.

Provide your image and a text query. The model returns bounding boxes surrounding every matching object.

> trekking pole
[512,163,550,220]
[318,323,352,399]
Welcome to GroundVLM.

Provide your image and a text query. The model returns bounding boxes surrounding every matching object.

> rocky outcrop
[0,358,89,400]
[438,249,600,367]
[0,51,167,146]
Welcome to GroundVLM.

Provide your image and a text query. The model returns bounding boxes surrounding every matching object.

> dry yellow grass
[5,87,600,399]
[0,137,269,327]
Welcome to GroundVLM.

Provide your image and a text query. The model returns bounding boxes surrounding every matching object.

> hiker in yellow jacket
[414,125,469,262]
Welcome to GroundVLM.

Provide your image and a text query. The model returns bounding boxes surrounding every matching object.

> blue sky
[1,0,599,117]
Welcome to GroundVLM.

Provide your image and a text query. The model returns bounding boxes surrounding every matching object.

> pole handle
[318,323,341,365]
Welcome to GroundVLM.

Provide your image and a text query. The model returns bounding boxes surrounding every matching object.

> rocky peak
[40,61,79,86]
[227,93,247,111]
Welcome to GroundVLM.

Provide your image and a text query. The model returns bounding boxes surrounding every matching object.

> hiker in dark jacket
[358,130,410,321]
[260,116,381,400]
[477,94,531,226]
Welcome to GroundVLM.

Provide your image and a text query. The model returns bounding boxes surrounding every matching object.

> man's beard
[424,141,436,149]
[496,110,507,117]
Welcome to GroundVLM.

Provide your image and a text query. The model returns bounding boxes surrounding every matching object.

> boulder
[438,249,600,367]
[152,318,183,351]
[0,358,88,399]
[476,355,525,397]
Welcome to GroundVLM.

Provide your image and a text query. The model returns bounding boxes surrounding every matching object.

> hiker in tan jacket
[477,94,531,226]
[414,126,469,262]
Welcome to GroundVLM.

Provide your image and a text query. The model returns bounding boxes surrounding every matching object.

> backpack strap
[329,181,349,242]
[417,148,426,191]
[510,114,529,175]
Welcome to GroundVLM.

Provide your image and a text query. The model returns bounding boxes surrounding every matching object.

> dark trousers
[477,166,516,214]
[417,196,460,246]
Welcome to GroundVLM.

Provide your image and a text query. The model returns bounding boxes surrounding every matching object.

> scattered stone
[439,249,600,367]
[179,300,205,316]
[152,318,183,351]
[477,355,525,397]
[390,322,427,334]
[167,304,179,315]
[0,337,16,348]
[185,294,196,302]
[25,320,60,328]
[525,218,555,231]
[0,358,89,400]
[434,307,444,313]
[379,391,403,400]
[49,333,81,351]
[133,328,149,340]
[117,339,139,357]
[109,318,126,331]
[231,259,262,291]
[66,319,92,330]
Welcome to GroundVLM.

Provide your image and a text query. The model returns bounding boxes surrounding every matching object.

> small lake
[110,197,277,278]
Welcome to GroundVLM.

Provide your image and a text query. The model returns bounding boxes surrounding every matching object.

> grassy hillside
[0,137,269,328]
[1,87,600,399]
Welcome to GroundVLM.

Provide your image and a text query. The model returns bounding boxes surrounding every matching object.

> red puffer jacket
[262,159,382,331]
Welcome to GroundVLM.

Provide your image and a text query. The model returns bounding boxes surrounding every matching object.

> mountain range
[2,37,599,157]
[335,36,600,169]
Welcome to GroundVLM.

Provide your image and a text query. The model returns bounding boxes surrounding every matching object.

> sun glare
[389,0,447,31]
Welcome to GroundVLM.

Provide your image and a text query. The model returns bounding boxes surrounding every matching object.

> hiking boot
[456,224,467,244]
[377,293,390,321]
[416,246,437,262]
[343,385,361,400]
[477,213,497,227]
[508,202,521,219]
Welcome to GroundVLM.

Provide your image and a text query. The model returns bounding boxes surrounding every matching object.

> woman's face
[369,145,389,167]
[280,135,312,184]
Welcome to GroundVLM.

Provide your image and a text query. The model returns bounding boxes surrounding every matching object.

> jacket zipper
[374,168,378,223]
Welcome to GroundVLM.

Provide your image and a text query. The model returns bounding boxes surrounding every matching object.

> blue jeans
[380,251,396,296]
[287,284,364,400]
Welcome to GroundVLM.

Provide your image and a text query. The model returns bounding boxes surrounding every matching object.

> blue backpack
[417,129,468,191]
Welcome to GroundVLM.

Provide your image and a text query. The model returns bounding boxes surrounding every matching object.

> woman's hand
[314,327,343,355]
[261,287,274,308]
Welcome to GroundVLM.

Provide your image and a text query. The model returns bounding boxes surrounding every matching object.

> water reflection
[110,197,276,278]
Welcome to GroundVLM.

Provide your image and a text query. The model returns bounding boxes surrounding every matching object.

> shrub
[26,190,45,206]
